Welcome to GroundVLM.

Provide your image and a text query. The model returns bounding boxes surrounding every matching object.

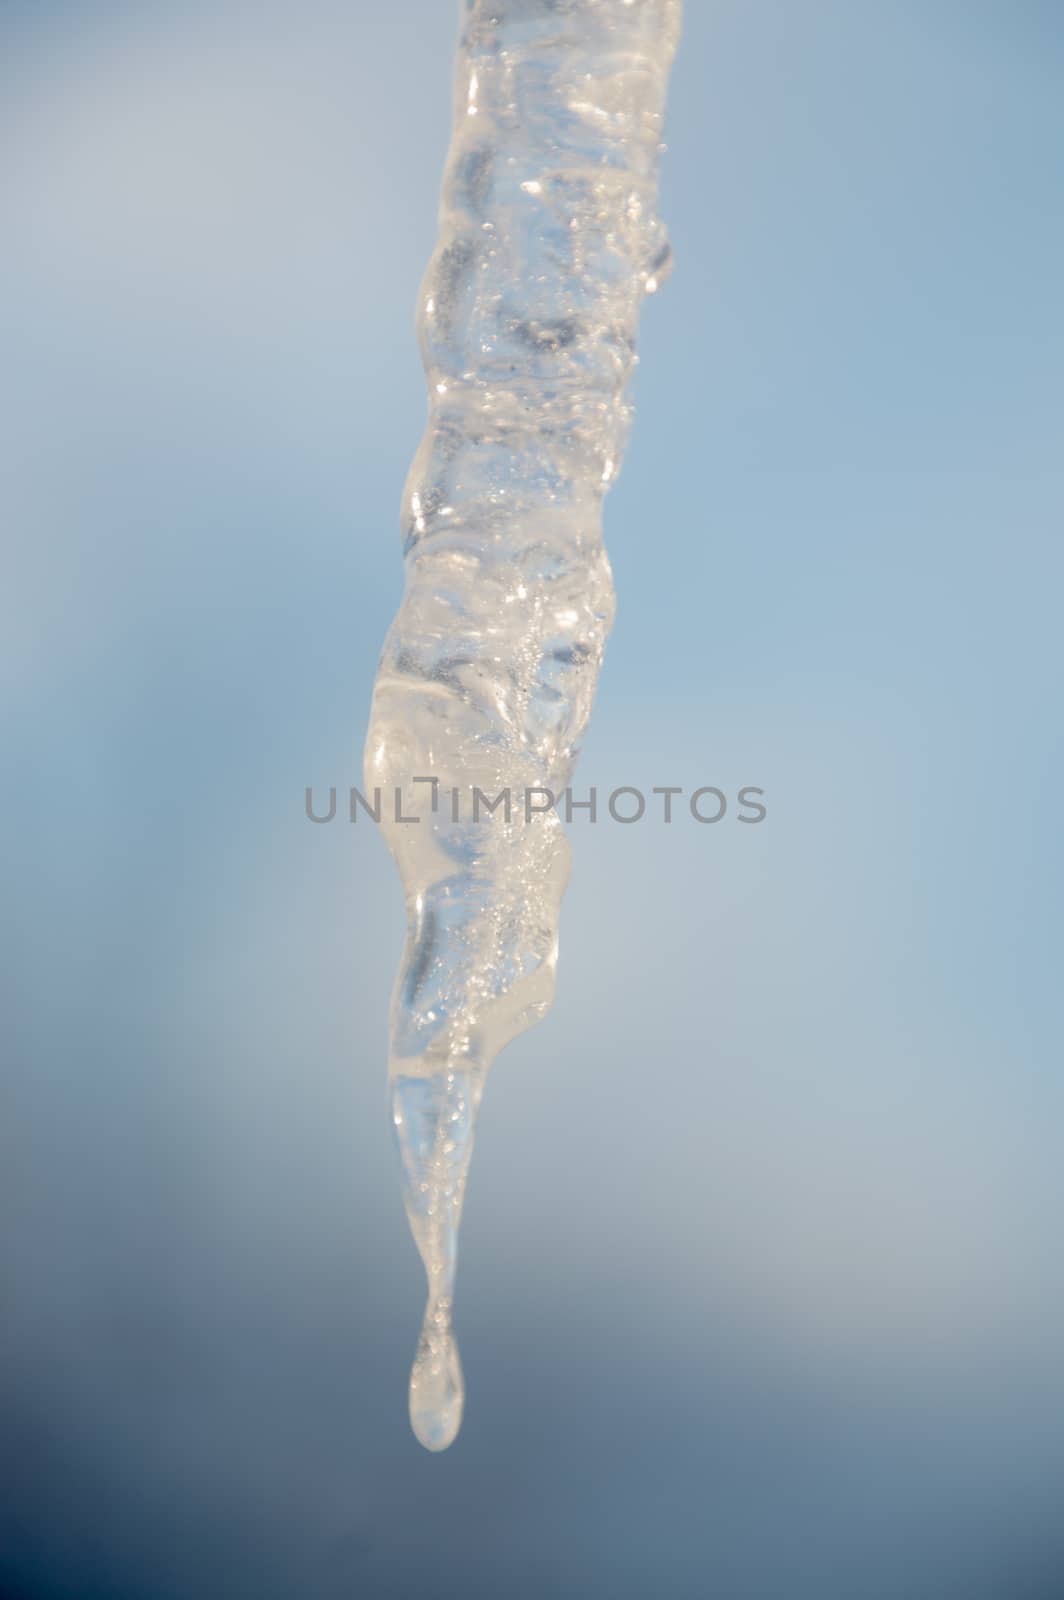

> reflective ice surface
[365,0,681,1450]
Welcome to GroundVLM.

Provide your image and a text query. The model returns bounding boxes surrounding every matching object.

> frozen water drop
[392,1067,478,1450]
[409,1315,464,1452]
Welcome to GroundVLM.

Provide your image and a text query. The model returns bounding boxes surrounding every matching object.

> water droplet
[392,1067,479,1450]
[409,1315,464,1452]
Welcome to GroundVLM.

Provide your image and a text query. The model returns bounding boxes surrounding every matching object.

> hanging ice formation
[364,0,681,1450]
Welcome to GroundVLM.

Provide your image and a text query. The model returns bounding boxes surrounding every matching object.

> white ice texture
[364,0,681,1451]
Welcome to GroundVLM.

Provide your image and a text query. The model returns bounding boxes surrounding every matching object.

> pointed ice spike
[365,0,682,1449]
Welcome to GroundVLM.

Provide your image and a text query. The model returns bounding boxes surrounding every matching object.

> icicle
[365,0,681,1450]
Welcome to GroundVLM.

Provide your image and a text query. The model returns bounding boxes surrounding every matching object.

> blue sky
[3,4,1063,1596]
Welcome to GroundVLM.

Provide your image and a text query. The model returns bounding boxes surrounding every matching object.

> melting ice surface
[365,0,681,1450]
[392,1068,479,1450]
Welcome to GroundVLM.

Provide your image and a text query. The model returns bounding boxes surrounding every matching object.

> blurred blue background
[3,2,1063,1596]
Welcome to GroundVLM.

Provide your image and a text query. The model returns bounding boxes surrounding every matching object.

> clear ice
[365,0,681,1451]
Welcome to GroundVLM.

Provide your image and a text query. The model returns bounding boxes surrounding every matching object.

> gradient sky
[3,4,1063,1597]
